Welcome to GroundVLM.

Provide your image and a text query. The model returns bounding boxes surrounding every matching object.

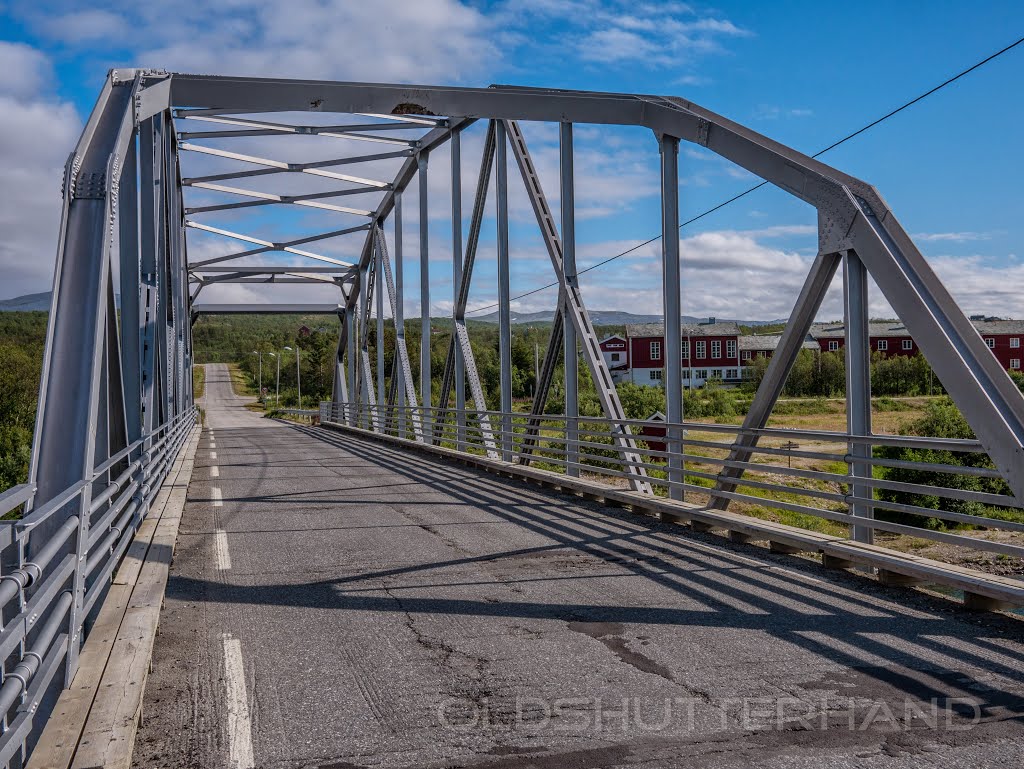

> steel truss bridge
[1,69,1023,766]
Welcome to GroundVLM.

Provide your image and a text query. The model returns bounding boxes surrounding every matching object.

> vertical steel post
[660,135,683,502]
[295,345,302,410]
[418,152,431,437]
[395,196,406,438]
[452,131,466,450]
[844,249,874,544]
[376,231,385,413]
[496,120,513,461]
[119,136,143,445]
[560,123,580,477]
[138,117,159,441]
[358,259,369,429]
[347,279,358,425]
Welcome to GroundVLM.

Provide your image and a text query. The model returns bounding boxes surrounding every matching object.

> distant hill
[0,291,123,312]
[0,292,787,328]
[0,292,51,312]
[469,309,787,327]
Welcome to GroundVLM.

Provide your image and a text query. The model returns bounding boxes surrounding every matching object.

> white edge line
[222,634,255,769]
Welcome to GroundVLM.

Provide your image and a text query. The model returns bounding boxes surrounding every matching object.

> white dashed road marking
[222,634,255,769]
[212,487,223,507]
[211,465,220,478]
[210,451,217,460]
[215,529,232,570]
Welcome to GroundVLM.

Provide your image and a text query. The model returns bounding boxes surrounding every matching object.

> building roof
[972,319,1024,335]
[809,322,912,339]
[738,334,817,351]
[810,318,1024,339]
[626,321,742,338]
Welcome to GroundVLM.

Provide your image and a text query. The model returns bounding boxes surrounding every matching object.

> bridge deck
[130,364,1024,768]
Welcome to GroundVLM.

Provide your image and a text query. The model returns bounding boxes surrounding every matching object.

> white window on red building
[649,369,663,380]
[650,341,661,360]
[610,353,621,362]
[1012,359,1021,370]
[727,340,737,358]
[903,339,913,351]
[742,350,752,360]
[711,369,723,379]
[1011,338,1020,348]
[828,340,839,351]
[682,369,690,379]
[985,338,995,349]
[696,341,706,359]
[681,340,689,358]
[877,339,888,351]
[711,341,721,358]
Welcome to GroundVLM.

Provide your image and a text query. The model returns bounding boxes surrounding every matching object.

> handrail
[321,401,1024,564]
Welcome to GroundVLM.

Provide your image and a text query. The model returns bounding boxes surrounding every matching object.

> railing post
[844,249,874,543]
[659,133,684,502]
[64,486,91,686]
[560,123,580,478]
[496,121,513,462]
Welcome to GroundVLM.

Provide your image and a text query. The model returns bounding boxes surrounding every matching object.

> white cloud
[0,42,81,299]
[41,10,129,43]
[912,231,993,243]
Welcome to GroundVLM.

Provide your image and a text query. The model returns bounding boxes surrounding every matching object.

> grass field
[226,362,259,398]
[192,365,205,400]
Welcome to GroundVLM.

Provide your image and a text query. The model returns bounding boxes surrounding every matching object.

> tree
[875,398,1011,528]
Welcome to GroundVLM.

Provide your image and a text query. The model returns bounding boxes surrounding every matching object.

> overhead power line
[467,34,1024,316]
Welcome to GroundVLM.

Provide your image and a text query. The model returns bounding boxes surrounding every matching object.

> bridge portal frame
[7,67,1024,768]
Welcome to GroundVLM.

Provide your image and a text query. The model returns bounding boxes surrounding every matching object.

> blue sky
[2,0,1023,321]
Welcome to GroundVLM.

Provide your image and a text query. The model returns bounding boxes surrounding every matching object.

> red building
[613,317,1023,390]
[627,321,743,387]
[810,319,1023,372]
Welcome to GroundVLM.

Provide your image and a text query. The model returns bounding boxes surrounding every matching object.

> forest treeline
[5,310,1024,523]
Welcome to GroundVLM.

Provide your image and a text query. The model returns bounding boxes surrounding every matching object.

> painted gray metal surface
[14,68,1024,769]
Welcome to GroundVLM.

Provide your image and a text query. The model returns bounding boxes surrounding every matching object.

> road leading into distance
[131,363,1024,769]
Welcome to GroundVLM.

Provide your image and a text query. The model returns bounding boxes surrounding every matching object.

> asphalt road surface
[131,363,1024,769]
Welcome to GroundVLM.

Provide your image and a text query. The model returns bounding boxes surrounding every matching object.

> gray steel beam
[451,131,466,450]
[192,304,342,314]
[418,152,432,437]
[188,223,368,268]
[394,197,407,437]
[502,120,650,493]
[118,134,143,445]
[495,121,513,461]
[708,246,842,510]
[660,134,683,502]
[844,249,873,543]
[435,122,499,457]
[561,123,580,478]
[375,226,385,406]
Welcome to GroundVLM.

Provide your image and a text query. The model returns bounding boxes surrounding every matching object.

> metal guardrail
[320,401,1024,564]
[0,407,197,766]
